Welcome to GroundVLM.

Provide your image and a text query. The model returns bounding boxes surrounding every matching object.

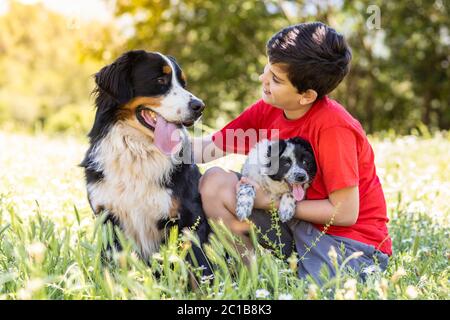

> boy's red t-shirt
[212,96,392,255]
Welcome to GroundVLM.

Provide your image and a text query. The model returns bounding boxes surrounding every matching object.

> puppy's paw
[279,193,296,222]
[236,183,256,221]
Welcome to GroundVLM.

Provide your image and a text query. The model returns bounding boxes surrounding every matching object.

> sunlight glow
[0,0,114,22]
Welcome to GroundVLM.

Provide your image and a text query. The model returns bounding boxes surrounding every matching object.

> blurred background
[0,0,448,136]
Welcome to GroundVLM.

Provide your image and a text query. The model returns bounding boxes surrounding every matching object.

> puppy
[236,137,317,222]
[80,50,211,274]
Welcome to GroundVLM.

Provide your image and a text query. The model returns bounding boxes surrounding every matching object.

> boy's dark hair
[267,22,352,99]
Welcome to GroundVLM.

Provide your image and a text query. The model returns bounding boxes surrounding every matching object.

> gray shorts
[235,172,389,283]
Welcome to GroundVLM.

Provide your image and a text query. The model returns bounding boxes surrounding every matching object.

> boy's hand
[236,177,275,211]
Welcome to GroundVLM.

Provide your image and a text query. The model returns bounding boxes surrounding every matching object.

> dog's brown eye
[157,77,168,85]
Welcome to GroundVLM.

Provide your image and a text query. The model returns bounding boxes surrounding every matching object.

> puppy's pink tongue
[154,114,181,156]
[292,184,305,201]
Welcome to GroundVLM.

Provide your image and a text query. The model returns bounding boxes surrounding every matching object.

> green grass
[0,130,448,299]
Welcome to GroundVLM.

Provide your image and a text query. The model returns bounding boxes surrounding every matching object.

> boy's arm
[292,186,359,226]
[288,126,359,226]
[238,177,359,226]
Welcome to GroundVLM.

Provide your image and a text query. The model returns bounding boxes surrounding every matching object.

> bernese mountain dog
[80,50,211,275]
[236,137,317,222]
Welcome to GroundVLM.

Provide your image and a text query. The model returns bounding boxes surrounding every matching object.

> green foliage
[0,0,448,135]
[0,1,120,135]
[45,104,94,135]
[337,0,450,133]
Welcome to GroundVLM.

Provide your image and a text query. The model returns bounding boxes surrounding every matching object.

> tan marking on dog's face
[123,96,164,111]
[115,96,164,138]
[117,96,163,120]
[163,64,172,75]
[121,117,155,140]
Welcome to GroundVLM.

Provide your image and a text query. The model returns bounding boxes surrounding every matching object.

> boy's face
[259,62,302,110]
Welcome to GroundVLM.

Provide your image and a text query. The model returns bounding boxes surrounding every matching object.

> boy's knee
[199,167,234,197]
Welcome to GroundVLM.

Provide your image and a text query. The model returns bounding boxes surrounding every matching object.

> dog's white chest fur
[86,123,176,259]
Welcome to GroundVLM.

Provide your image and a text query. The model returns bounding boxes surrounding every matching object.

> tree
[0,1,123,133]
[338,0,450,132]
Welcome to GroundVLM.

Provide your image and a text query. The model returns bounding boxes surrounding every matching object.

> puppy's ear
[289,137,314,154]
[267,139,287,159]
[94,51,137,104]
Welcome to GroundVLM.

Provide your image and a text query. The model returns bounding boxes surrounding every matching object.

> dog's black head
[266,137,317,200]
[89,50,205,147]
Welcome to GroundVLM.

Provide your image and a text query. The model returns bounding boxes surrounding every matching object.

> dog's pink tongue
[154,114,181,156]
[292,184,305,201]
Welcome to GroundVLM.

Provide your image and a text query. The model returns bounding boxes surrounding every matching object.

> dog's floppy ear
[94,51,137,104]
[267,139,287,159]
[288,136,314,154]
[264,139,287,176]
[166,55,178,64]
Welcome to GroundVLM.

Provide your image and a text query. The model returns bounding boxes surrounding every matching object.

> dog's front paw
[279,193,296,222]
[236,183,256,221]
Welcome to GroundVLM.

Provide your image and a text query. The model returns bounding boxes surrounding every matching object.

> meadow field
[0,130,448,300]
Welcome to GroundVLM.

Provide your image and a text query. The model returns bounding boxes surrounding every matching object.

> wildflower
[26,242,46,264]
[391,267,407,283]
[344,279,357,300]
[168,254,181,263]
[344,290,356,300]
[279,268,291,274]
[17,289,31,300]
[335,289,345,300]
[348,251,364,260]
[307,284,318,300]
[376,278,389,299]
[278,293,293,300]
[200,274,214,284]
[406,285,419,299]
[182,240,192,251]
[26,278,45,292]
[255,289,270,299]
[327,246,338,265]
[152,253,163,261]
[287,254,298,272]
[18,278,44,300]
[344,278,357,291]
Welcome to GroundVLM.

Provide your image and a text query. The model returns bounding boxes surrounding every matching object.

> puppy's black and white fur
[236,137,317,222]
[80,50,211,274]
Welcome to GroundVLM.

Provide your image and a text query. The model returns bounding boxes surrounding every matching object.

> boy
[193,22,391,283]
